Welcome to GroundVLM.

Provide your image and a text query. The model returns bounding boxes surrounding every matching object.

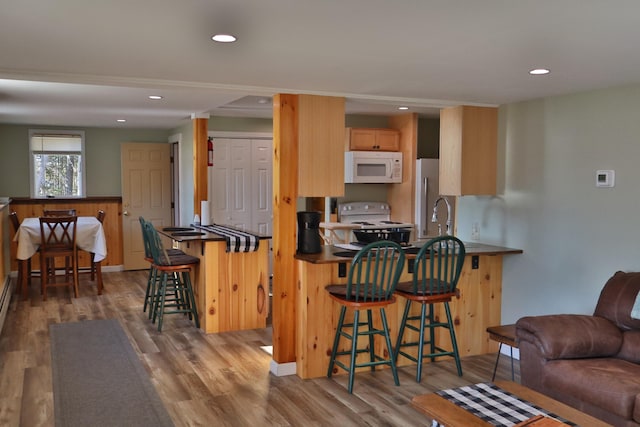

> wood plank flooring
[0,271,520,426]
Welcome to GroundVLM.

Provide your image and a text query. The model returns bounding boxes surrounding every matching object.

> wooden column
[272,94,298,363]
[387,113,419,224]
[193,116,209,215]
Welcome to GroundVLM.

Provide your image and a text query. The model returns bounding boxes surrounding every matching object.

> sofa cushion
[543,358,640,421]
[517,314,622,359]
[594,271,640,331]
[617,330,640,363]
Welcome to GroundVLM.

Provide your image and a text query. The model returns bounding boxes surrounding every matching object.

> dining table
[13,216,108,300]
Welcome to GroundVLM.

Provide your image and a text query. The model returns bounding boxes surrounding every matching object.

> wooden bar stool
[143,221,200,332]
[394,236,466,382]
[486,324,519,381]
[325,240,406,394]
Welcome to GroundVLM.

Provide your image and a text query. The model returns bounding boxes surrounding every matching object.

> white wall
[456,83,640,323]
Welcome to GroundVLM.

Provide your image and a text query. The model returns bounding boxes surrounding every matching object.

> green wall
[0,124,170,197]
[456,82,640,322]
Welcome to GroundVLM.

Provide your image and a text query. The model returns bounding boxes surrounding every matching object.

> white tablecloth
[14,217,108,262]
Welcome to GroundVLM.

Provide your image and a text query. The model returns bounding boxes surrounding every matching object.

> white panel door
[229,140,252,230]
[252,139,273,236]
[211,139,231,225]
[121,142,172,270]
[210,137,272,234]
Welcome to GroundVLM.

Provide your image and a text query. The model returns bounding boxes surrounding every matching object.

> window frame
[29,129,87,198]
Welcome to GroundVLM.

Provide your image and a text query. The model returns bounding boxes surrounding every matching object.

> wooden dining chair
[39,215,79,300]
[394,235,466,382]
[43,209,77,217]
[325,240,406,393]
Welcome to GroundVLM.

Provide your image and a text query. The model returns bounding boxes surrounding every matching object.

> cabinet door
[375,129,400,151]
[348,128,377,150]
[347,128,399,151]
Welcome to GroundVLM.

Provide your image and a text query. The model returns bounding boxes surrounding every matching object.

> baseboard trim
[269,359,297,377]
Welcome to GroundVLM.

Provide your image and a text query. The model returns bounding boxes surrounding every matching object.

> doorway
[120,142,172,270]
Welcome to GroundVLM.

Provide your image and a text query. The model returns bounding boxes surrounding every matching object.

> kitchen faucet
[431,196,452,236]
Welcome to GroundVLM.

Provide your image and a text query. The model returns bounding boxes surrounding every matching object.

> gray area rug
[50,319,174,427]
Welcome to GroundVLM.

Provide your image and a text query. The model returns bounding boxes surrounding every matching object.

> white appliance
[415,158,440,238]
[344,151,403,183]
[338,201,413,228]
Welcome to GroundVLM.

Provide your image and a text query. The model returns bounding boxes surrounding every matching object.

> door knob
[123,211,129,216]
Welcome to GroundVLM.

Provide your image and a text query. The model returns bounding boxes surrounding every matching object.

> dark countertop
[157,225,272,243]
[295,241,523,264]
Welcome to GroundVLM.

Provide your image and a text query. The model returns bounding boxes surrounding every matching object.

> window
[29,130,86,198]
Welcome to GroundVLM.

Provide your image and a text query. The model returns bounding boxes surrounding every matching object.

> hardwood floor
[0,271,520,426]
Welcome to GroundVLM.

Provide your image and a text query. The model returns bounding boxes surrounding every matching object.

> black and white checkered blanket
[434,382,577,427]
[197,224,260,253]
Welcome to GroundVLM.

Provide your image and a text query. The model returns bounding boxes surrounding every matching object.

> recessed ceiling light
[529,68,550,75]
[212,34,237,43]
[116,119,126,123]
[148,95,163,100]
[398,106,409,110]
[257,98,270,104]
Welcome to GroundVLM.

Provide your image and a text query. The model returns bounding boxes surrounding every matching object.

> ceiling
[2,1,640,129]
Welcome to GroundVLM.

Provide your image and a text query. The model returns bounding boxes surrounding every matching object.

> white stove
[338,202,414,230]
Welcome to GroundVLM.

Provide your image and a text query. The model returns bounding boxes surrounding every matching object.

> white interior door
[209,137,272,234]
[252,139,273,236]
[121,142,172,270]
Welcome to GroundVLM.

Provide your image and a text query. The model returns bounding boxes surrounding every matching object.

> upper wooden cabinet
[439,106,497,196]
[346,128,400,151]
[297,95,346,197]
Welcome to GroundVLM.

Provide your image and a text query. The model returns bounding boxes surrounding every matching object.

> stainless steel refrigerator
[414,158,440,239]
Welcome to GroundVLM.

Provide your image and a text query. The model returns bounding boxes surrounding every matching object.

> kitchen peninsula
[160,226,271,334]
[295,242,522,379]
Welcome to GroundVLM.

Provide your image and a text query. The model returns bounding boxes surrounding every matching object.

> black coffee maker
[297,211,321,254]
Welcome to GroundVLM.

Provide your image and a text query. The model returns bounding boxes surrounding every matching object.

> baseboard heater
[0,275,13,337]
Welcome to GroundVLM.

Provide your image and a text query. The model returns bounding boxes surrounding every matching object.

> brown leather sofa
[516,271,640,427]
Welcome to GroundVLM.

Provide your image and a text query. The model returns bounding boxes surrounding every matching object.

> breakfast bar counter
[294,242,522,379]
[159,225,271,334]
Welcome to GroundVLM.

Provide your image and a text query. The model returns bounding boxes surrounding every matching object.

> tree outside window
[29,131,85,198]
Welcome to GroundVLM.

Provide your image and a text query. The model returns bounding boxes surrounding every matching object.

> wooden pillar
[272,94,298,363]
[193,115,209,215]
[387,113,419,224]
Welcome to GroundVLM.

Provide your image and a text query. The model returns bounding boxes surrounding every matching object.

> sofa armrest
[516,314,622,360]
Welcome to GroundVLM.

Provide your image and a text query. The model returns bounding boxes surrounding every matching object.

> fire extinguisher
[207,137,214,166]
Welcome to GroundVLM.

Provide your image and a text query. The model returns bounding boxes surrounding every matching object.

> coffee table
[411,381,610,427]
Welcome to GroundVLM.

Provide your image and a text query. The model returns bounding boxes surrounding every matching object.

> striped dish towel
[198,224,260,253]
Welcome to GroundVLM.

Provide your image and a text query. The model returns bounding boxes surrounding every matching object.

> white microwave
[344,151,403,183]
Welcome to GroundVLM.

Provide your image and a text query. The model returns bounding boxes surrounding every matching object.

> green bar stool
[144,221,200,331]
[394,235,466,382]
[325,240,406,394]
[139,217,185,319]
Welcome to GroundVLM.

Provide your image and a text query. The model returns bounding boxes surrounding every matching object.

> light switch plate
[596,170,615,187]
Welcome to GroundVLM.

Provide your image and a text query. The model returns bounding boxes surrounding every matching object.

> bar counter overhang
[158,226,272,334]
[294,242,523,379]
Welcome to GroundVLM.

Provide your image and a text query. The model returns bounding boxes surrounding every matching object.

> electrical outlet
[471,222,480,241]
